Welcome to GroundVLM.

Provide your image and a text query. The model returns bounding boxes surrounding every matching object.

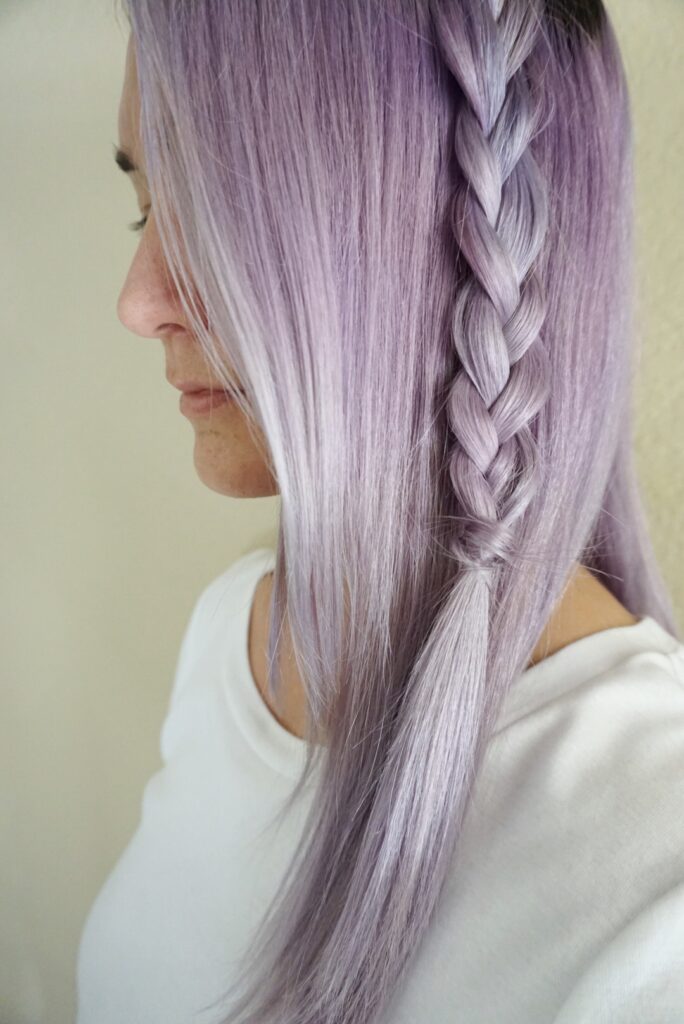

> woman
[77,2,684,1022]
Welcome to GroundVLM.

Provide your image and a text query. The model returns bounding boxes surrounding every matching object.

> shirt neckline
[226,548,308,779]
[225,547,680,779]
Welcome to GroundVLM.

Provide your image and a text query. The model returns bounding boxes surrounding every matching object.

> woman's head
[113,1,678,1022]
[116,36,277,498]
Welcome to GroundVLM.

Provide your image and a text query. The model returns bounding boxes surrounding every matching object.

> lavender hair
[116,1,679,1021]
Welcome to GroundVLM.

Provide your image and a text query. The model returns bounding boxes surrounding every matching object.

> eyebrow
[113,143,139,174]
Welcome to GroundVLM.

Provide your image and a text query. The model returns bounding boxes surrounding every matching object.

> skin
[116,35,639,743]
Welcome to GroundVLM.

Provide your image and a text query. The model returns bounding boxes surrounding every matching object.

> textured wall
[0,1,681,1020]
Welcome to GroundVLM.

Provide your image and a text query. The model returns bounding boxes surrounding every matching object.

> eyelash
[128,213,148,233]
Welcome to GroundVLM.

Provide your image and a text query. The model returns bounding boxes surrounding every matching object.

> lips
[179,388,233,416]
[170,379,215,393]
[169,378,245,396]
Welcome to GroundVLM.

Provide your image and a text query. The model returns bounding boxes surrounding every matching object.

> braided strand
[432,0,551,575]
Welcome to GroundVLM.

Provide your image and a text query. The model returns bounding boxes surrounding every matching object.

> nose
[116,212,187,340]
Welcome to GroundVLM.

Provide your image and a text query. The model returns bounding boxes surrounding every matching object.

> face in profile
[115,35,277,499]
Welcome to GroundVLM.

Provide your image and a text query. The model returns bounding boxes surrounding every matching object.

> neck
[248,562,639,741]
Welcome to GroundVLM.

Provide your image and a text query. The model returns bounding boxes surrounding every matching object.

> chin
[192,449,278,498]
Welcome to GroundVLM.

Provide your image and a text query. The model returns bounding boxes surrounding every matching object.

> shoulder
[551,879,684,1022]
[468,636,684,1019]
[519,633,684,817]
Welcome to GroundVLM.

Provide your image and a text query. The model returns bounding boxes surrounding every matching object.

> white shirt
[76,547,684,1023]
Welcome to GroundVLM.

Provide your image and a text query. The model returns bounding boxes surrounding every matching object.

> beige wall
[1,1,681,1021]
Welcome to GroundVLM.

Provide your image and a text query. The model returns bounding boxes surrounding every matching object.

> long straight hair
[117,1,679,1021]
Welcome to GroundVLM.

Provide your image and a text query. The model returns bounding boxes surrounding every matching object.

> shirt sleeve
[551,881,684,1023]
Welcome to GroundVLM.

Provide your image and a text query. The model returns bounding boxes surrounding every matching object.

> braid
[431,0,551,575]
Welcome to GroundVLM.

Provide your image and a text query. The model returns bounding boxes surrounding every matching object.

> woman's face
[116,36,277,498]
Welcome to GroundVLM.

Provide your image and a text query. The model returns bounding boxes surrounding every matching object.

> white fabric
[75,547,684,1023]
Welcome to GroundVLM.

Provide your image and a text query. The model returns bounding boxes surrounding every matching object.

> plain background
[1,1,682,1021]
